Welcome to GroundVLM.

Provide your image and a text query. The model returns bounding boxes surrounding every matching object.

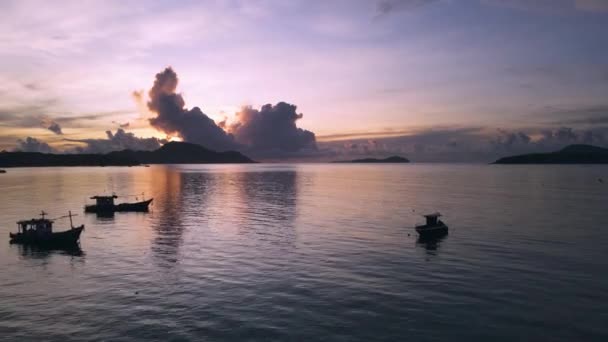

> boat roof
[423,212,442,218]
[17,218,53,225]
[90,195,118,199]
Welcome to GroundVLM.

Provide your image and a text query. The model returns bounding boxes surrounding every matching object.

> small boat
[0,169,6,173]
[84,195,153,214]
[415,212,448,238]
[9,211,84,246]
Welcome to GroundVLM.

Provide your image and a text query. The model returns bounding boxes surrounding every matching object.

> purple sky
[1,0,608,161]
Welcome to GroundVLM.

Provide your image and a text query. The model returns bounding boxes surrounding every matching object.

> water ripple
[1,164,607,341]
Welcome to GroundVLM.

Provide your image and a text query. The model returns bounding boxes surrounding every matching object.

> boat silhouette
[415,212,448,238]
[84,195,153,214]
[9,211,84,247]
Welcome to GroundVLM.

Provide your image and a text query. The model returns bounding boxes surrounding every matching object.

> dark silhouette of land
[334,156,410,163]
[493,144,608,164]
[0,141,254,167]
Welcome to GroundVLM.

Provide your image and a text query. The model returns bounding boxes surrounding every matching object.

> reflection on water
[416,234,447,254]
[92,211,116,219]
[236,171,298,247]
[11,243,85,258]
[1,164,608,341]
[150,166,187,266]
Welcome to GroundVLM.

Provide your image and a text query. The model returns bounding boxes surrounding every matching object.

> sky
[1,0,608,161]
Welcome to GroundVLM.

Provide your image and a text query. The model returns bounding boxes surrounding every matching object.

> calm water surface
[0,164,607,341]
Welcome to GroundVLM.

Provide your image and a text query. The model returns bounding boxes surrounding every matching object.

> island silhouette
[334,156,410,163]
[0,141,254,167]
[493,144,608,164]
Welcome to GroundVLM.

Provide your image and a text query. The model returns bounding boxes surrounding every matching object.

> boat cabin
[90,195,118,208]
[423,212,442,226]
[16,212,54,238]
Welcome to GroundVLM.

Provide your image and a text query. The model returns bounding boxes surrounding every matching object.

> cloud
[53,111,138,130]
[533,104,608,126]
[0,105,128,134]
[142,67,318,158]
[376,0,608,15]
[491,129,531,150]
[0,108,56,129]
[372,0,608,17]
[0,109,63,135]
[317,129,414,141]
[576,0,608,12]
[553,127,577,142]
[376,0,440,16]
[480,0,567,13]
[228,102,317,155]
[67,128,166,154]
[481,0,608,13]
[14,137,55,153]
[146,67,238,151]
[319,126,608,162]
[320,127,490,162]
[112,121,130,128]
[534,126,607,146]
[46,121,63,134]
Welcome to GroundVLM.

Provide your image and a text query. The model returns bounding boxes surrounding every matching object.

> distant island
[0,141,254,167]
[493,144,608,164]
[334,156,410,163]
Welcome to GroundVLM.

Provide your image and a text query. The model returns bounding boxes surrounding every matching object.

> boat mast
[69,210,74,229]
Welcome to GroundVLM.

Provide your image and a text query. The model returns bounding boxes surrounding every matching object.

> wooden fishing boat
[84,195,153,214]
[415,212,448,238]
[9,211,84,246]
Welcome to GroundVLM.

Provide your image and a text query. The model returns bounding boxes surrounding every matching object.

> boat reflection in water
[14,243,84,258]
[416,233,447,254]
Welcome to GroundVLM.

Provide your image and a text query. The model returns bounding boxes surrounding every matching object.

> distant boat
[0,169,6,173]
[9,211,84,246]
[84,195,153,214]
[415,212,448,238]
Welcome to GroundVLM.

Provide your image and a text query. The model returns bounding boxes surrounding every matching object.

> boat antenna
[50,213,79,221]
[40,211,47,219]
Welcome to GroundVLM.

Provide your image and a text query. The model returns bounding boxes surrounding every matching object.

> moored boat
[84,195,153,214]
[415,212,448,238]
[9,211,84,246]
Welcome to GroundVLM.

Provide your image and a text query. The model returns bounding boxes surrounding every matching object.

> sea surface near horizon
[0,164,607,341]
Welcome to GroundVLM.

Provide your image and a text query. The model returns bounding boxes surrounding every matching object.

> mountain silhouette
[0,141,254,167]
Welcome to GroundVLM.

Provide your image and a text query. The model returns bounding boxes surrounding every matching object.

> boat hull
[415,223,448,238]
[85,199,153,213]
[9,225,84,246]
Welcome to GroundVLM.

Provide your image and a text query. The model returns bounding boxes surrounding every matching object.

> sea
[0,164,607,341]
